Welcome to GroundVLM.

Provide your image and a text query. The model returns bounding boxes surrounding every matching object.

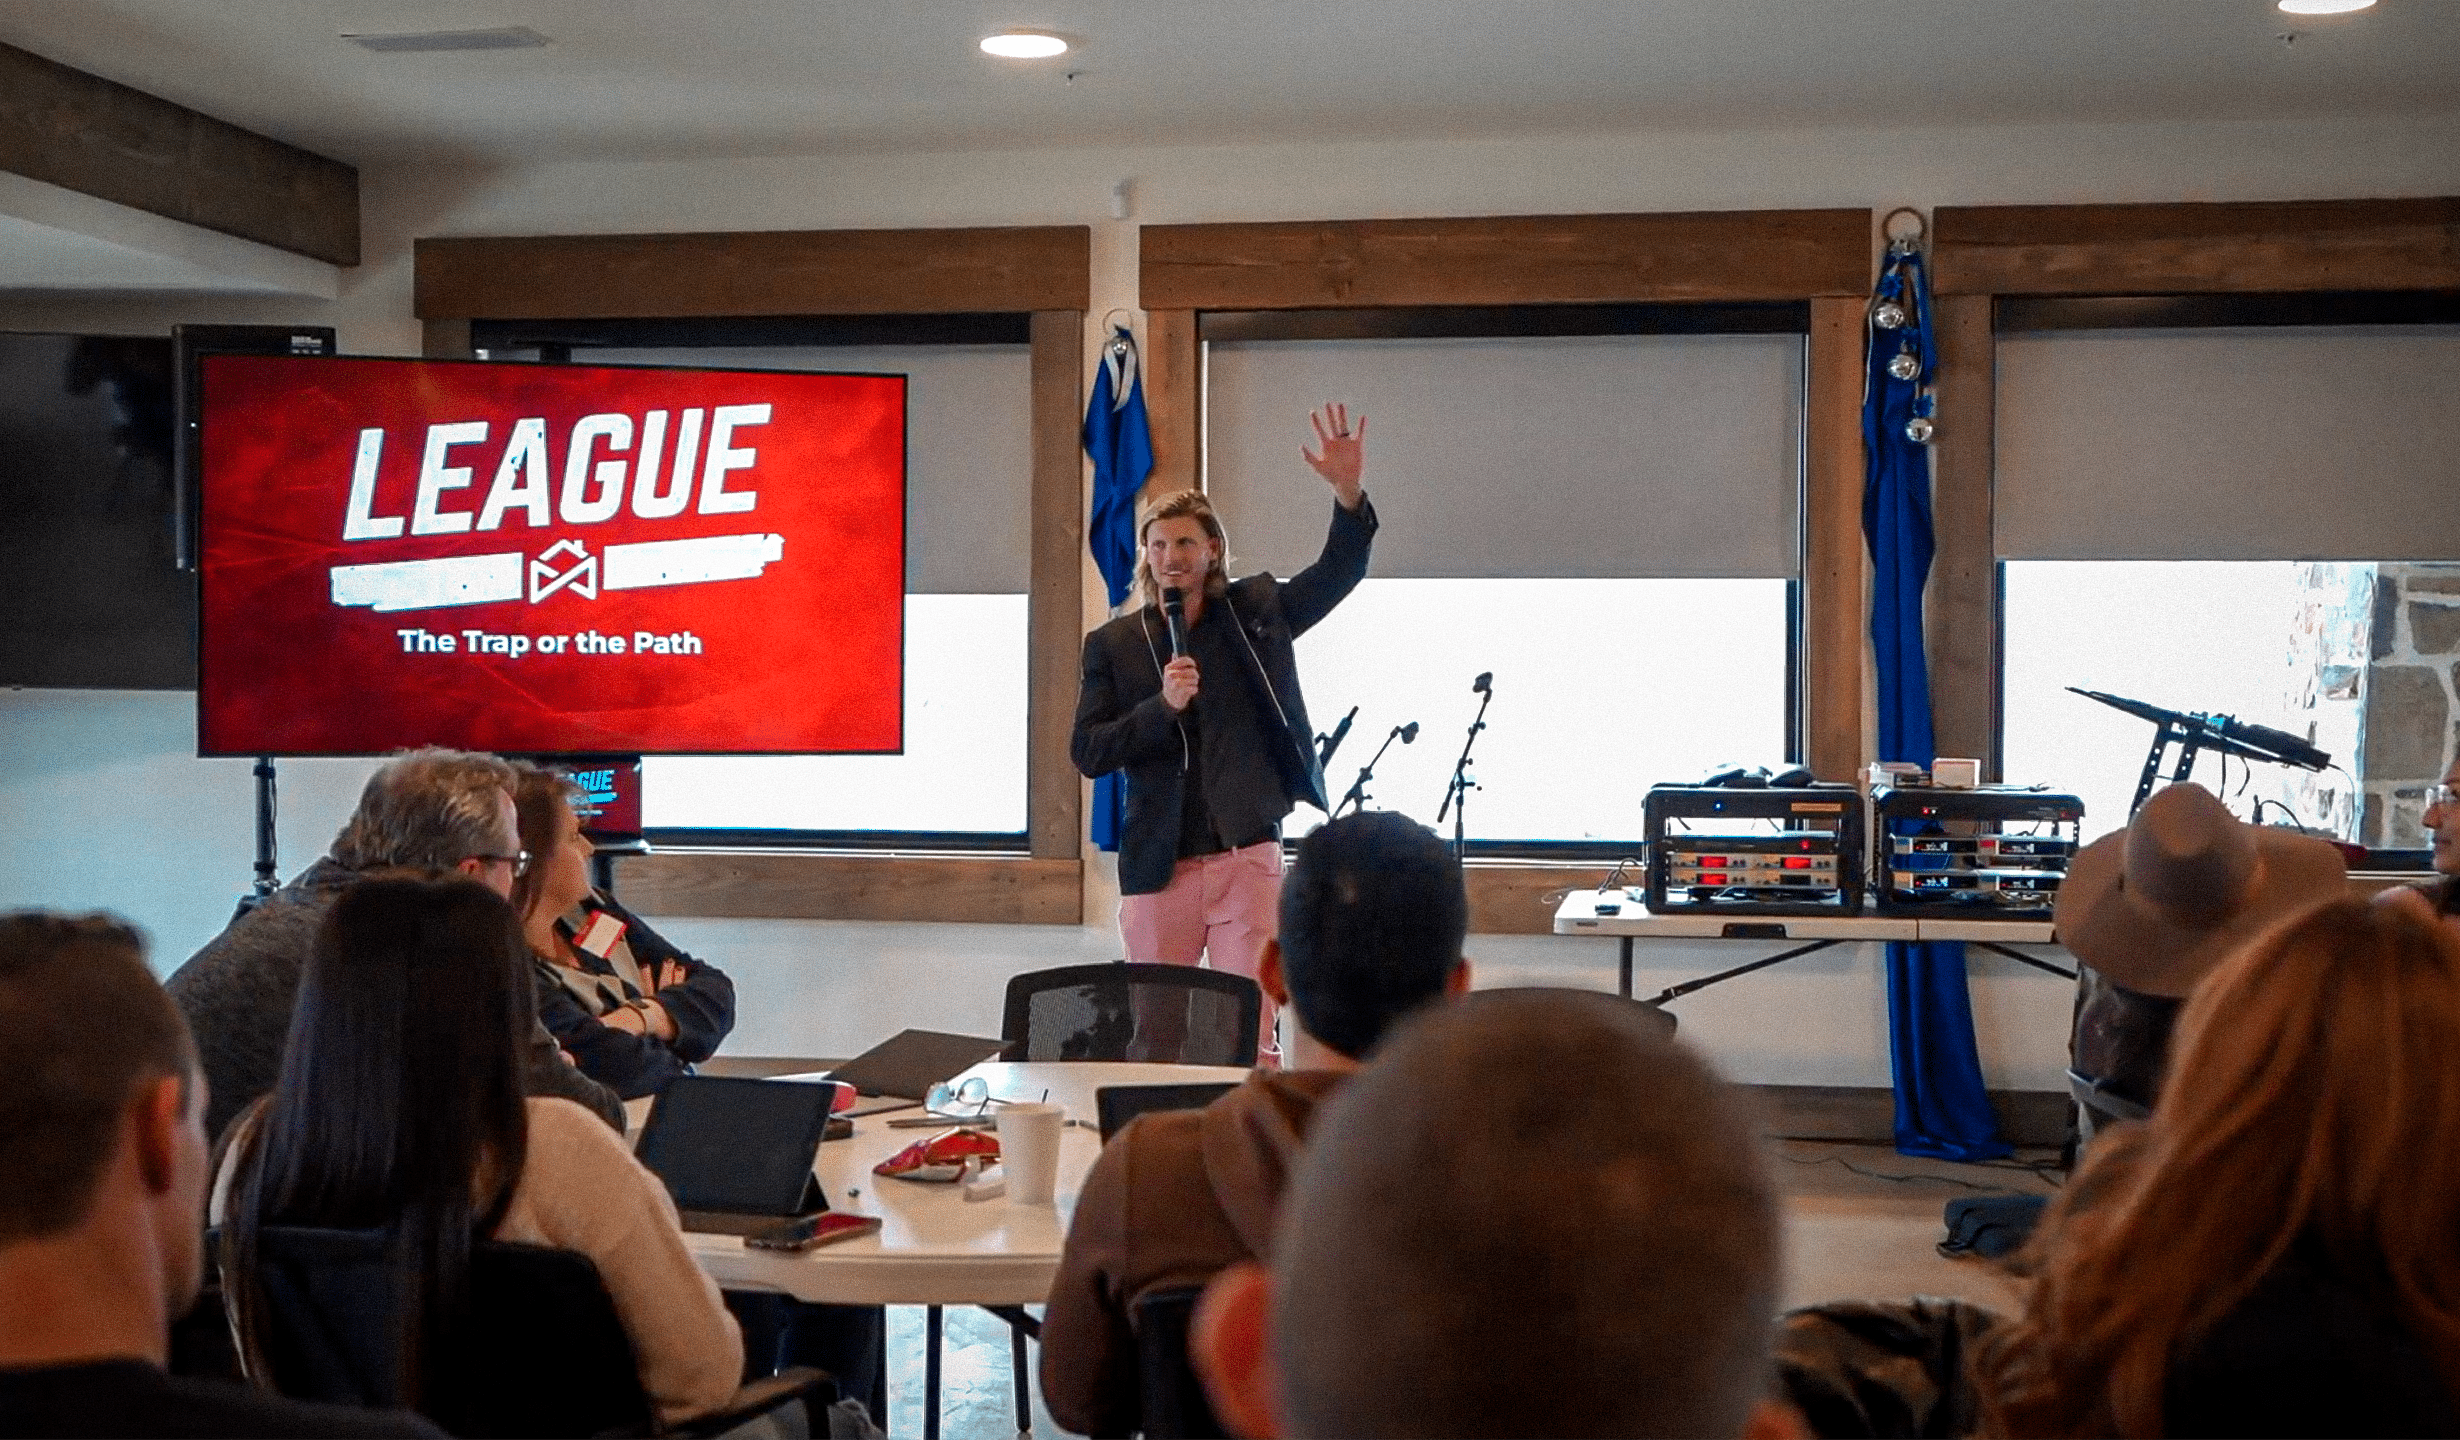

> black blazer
[1072,498,1377,895]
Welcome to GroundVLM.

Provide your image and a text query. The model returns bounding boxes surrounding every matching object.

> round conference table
[635,1059,1254,1307]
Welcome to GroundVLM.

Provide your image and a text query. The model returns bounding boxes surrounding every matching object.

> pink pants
[1118,840,1284,1064]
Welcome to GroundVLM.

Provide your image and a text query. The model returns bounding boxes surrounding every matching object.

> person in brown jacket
[1039,811,1471,1437]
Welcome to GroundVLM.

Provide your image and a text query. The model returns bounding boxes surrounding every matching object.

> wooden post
[1804,296,1869,782]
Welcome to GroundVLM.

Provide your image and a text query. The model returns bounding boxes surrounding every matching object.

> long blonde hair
[1129,488,1231,611]
[1972,898,2460,1436]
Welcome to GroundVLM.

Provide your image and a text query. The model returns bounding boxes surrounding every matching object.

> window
[1993,312,2460,850]
[1292,577,1789,844]
[484,334,1036,840]
[1202,318,1808,846]
[2002,561,2361,843]
[645,593,1027,834]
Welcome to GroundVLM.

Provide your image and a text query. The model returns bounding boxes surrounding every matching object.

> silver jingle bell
[1904,415,1936,444]
[1873,300,1909,330]
[1888,349,1922,381]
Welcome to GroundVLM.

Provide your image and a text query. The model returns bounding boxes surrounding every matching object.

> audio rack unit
[1872,786,2084,919]
[1642,784,1865,917]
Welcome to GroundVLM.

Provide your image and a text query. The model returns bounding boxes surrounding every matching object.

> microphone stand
[1436,681,1494,861]
[1336,724,1414,818]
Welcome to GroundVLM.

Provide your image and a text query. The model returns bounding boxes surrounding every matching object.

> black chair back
[1002,963,1261,1067]
[1131,1286,1228,1440]
[236,1225,654,1438]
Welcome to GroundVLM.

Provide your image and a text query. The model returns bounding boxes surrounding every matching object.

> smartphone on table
[745,1212,882,1252]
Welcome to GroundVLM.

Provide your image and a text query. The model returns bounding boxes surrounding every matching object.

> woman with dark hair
[1971,898,2460,1436]
[212,874,742,1428]
[507,763,734,1100]
[507,764,884,1407]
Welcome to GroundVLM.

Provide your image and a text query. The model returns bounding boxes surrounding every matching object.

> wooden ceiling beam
[0,41,358,266]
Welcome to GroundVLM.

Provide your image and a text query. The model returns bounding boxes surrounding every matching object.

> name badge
[573,910,629,960]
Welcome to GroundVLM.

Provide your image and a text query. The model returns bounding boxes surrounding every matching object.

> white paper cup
[996,1102,1065,1205]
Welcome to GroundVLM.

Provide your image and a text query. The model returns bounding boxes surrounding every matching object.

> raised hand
[1302,403,1366,510]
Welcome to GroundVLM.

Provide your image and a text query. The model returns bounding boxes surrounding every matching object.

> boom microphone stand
[2067,687,2331,817]
[1436,672,1494,860]
[1336,722,1418,817]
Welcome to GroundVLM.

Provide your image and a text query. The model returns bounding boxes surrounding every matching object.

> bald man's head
[1271,988,1780,1438]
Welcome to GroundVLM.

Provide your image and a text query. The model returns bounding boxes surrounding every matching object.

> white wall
[0,691,380,969]
[9,108,2460,1086]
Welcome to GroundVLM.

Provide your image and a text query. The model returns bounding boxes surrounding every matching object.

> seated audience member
[2377,756,2460,933]
[503,765,883,1410]
[0,912,440,1438]
[2056,781,2344,1136]
[167,748,622,1140]
[214,876,745,1431]
[1191,987,1801,1440]
[1972,899,2460,1437]
[509,762,736,1100]
[1041,811,1473,1437]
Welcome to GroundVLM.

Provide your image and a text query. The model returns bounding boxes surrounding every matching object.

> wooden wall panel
[1464,866,1612,936]
[1804,296,1869,782]
[614,852,1083,924]
[0,41,359,265]
[415,226,1091,320]
[1933,198,2460,296]
[1028,310,1086,882]
[420,318,473,360]
[1142,210,1870,310]
[1927,293,1998,774]
[1143,308,1202,496]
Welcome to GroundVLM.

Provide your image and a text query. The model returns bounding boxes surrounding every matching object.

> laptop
[823,1028,1010,1117]
[1095,1082,1242,1143]
[635,1075,838,1236]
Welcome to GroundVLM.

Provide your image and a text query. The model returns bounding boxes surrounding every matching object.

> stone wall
[2279,562,2373,840]
[2360,562,2460,849]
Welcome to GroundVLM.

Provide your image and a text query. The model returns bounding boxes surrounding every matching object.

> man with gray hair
[167,748,623,1140]
[1190,988,1799,1440]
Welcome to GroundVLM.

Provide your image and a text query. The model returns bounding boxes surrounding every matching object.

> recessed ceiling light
[344,26,549,52]
[2276,0,2374,13]
[981,31,1070,59]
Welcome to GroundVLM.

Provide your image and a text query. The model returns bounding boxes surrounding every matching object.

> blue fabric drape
[1864,247,2009,1162]
[1084,325,1154,852]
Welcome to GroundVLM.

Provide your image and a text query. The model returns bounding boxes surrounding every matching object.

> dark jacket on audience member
[1039,1070,1345,1437]
[0,1359,445,1439]
[1072,499,1376,896]
[165,858,626,1140]
[2162,1237,2460,1438]
[533,892,735,1100]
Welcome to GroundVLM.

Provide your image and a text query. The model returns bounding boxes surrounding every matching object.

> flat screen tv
[0,331,189,688]
[195,354,905,757]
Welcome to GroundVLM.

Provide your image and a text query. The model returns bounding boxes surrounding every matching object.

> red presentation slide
[196,355,905,756]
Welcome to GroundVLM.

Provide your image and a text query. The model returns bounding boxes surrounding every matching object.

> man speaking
[1071,405,1375,1064]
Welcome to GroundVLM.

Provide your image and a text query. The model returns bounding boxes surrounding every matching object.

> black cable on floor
[1778,1151,2058,1193]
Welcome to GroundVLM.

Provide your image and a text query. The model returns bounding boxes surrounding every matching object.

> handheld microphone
[1161,587,1186,658]
[1318,705,1358,767]
[1400,722,1419,743]
[2215,716,2331,771]
[1473,671,1492,694]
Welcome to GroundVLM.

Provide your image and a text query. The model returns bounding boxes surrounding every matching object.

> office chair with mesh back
[224,1225,832,1439]
[1001,962,1263,1067]
[1131,1287,1229,1440]
[919,964,1259,1438]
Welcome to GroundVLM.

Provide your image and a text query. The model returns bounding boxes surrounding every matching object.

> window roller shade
[1995,326,2460,562]
[1203,334,1804,580]
[592,344,1032,593]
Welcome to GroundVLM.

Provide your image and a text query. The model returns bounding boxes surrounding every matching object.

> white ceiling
[0,0,2454,169]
